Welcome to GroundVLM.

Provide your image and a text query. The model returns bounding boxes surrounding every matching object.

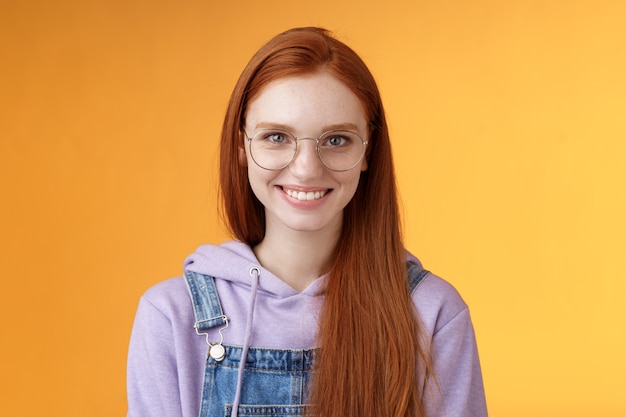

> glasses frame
[243,128,368,172]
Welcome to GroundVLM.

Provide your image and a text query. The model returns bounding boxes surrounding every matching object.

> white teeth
[286,189,327,201]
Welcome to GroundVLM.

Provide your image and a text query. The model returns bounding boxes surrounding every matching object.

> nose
[289,138,324,177]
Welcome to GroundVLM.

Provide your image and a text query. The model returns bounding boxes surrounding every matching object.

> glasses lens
[318,131,365,171]
[249,130,297,170]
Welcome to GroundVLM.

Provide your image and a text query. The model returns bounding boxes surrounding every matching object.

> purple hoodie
[127,240,488,416]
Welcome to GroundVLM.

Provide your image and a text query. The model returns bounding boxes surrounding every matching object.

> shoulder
[411,271,470,335]
[136,277,193,327]
[410,271,488,416]
[142,276,188,304]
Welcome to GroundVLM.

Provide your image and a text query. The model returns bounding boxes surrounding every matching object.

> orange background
[1,1,625,416]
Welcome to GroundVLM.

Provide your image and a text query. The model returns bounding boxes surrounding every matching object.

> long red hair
[219,27,432,417]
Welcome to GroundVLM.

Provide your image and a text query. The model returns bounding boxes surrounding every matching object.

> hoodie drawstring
[231,266,261,417]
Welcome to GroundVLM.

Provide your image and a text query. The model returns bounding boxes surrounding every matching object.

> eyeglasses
[244,128,368,172]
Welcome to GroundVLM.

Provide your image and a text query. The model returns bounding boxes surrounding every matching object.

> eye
[322,132,353,147]
[254,130,296,147]
[263,131,288,143]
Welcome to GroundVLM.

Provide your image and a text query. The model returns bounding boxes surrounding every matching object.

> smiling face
[242,70,369,238]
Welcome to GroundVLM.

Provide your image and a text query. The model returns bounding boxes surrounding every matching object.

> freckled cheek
[247,166,279,199]
[334,172,362,201]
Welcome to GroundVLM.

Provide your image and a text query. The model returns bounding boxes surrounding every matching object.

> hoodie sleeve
[428,307,488,417]
[127,295,183,417]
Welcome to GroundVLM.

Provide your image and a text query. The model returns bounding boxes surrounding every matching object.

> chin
[284,214,342,235]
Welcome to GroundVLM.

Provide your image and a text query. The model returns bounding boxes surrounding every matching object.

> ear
[360,157,368,172]
[239,145,248,167]
[238,132,248,167]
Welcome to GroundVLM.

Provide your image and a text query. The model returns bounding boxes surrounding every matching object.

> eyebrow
[253,121,361,132]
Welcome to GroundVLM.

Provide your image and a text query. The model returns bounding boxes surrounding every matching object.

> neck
[253,222,341,292]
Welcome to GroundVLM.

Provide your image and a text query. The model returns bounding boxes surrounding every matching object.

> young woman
[127,27,487,417]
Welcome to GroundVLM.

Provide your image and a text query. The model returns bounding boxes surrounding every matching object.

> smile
[284,188,328,201]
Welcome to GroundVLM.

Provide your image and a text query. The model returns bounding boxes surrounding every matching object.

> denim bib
[184,261,428,417]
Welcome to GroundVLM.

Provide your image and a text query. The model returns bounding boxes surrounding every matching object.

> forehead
[245,71,368,134]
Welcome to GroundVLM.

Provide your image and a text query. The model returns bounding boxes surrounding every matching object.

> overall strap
[406,261,430,295]
[184,270,227,331]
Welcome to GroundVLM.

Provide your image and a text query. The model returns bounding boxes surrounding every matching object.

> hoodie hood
[184,240,422,293]
[184,240,326,297]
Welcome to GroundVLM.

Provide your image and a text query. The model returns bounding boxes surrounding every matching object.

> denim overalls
[184,261,429,417]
